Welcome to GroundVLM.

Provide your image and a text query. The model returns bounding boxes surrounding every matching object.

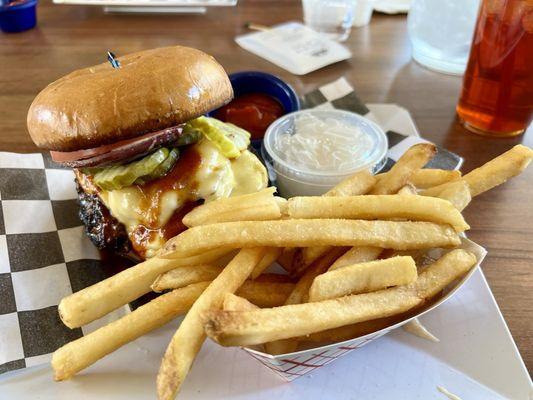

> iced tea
[457,0,533,137]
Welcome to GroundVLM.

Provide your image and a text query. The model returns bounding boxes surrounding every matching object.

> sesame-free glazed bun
[27,46,233,151]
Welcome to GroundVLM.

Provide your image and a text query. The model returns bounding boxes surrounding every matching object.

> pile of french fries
[51,144,532,400]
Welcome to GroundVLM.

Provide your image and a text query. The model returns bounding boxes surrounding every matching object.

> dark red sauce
[128,147,202,258]
[214,92,284,139]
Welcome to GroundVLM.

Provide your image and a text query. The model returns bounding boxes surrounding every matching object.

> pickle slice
[93,148,169,191]
[175,130,202,147]
[185,116,250,158]
[134,148,180,185]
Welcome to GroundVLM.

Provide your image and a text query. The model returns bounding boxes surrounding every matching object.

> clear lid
[263,109,388,177]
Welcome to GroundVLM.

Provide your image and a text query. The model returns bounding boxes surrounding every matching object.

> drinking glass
[407,0,481,75]
[302,0,355,41]
[457,0,533,137]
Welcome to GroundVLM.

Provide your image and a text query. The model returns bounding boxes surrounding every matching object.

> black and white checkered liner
[0,78,462,375]
[0,153,127,374]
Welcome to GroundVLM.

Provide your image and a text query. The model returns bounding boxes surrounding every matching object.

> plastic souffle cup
[262,109,388,197]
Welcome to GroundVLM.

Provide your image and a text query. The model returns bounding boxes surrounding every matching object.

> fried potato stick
[161,220,461,258]
[370,143,437,195]
[52,282,210,381]
[423,145,532,198]
[205,250,476,346]
[289,170,376,276]
[223,293,259,312]
[308,256,418,302]
[328,246,382,271]
[318,144,437,279]
[435,180,472,211]
[59,247,232,329]
[287,195,469,232]
[250,247,283,279]
[264,248,347,355]
[324,170,377,197]
[156,247,265,400]
[183,187,283,227]
[410,169,461,189]
[52,277,292,381]
[152,264,224,292]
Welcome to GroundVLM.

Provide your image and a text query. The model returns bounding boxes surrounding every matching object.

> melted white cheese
[98,139,267,258]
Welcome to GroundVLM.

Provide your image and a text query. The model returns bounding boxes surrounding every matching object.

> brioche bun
[27,46,233,151]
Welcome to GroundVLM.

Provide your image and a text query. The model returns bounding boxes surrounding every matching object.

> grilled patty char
[76,178,131,256]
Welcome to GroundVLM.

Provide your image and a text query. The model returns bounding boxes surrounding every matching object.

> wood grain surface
[0,0,531,373]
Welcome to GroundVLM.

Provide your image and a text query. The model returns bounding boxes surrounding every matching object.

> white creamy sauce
[274,114,374,173]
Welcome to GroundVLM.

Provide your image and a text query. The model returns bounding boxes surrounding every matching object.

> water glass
[302,0,355,41]
[407,0,480,75]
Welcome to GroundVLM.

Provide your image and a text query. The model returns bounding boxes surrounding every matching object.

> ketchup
[215,93,284,139]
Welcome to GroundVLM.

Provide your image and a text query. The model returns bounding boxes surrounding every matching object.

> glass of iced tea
[456,0,533,137]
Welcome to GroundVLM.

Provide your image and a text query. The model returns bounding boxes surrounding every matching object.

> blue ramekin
[0,0,38,33]
[208,71,300,149]
[226,71,300,114]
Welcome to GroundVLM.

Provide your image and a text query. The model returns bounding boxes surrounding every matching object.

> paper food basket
[240,238,487,381]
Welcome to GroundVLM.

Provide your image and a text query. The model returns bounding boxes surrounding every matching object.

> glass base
[412,48,466,76]
[461,120,525,138]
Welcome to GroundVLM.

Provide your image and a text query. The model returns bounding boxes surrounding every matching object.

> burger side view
[27,46,268,259]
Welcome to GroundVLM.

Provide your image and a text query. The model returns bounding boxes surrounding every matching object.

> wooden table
[1,0,531,372]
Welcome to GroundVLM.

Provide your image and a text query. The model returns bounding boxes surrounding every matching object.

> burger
[27,46,268,260]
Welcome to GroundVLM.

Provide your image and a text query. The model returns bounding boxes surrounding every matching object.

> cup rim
[263,109,388,178]
[228,70,301,112]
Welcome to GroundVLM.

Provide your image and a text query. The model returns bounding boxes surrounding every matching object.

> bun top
[27,46,233,151]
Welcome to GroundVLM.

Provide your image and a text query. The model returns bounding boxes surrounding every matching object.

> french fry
[308,256,418,302]
[320,144,436,284]
[290,246,330,277]
[324,170,377,197]
[423,145,532,197]
[161,219,461,259]
[289,170,377,276]
[413,249,477,298]
[223,293,259,312]
[152,266,294,307]
[371,143,437,195]
[327,186,415,275]
[287,195,469,232]
[435,180,471,211]
[264,248,346,355]
[207,286,421,347]
[250,247,283,279]
[182,187,282,227]
[52,282,210,381]
[283,248,347,306]
[52,277,292,381]
[151,264,224,292]
[58,247,232,329]
[398,183,418,195]
[205,249,476,346]
[410,169,461,189]
[328,246,382,271]
[300,317,399,343]
[275,196,289,216]
[236,280,294,308]
[157,248,265,400]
